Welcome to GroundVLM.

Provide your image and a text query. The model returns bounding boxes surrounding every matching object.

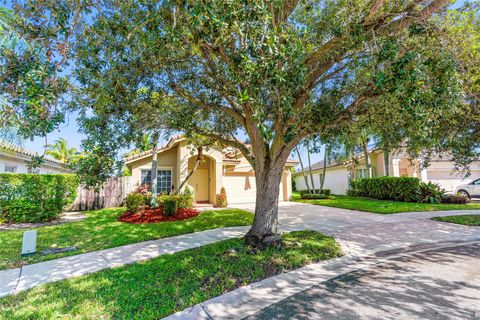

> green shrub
[300,189,331,196]
[301,193,332,200]
[156,194,169,206]
[441,193,470,204]
[350,176,420,202]
[163,197,178,216]
[418,182,445,204]
[178,188,194,208]
[125,193,145,213]
[0,174,79,223]
[216,187,228,208]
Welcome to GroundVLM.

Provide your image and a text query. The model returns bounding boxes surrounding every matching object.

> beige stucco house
[294,149,480,195]
[125,137,298,205]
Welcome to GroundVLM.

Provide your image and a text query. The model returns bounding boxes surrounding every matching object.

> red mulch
[117,207,200,224]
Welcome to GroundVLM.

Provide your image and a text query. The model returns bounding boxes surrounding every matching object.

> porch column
[420,168,428,182]
[214,161,223,204]
[392,159,401,177]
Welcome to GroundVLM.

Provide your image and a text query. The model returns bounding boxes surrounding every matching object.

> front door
[189,169,209,202]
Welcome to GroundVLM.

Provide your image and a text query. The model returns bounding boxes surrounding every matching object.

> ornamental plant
[216,187,228,208]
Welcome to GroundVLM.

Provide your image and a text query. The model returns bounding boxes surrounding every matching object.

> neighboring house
[125,136,298,204]
[293,149,480,195]
[0,144,65,174]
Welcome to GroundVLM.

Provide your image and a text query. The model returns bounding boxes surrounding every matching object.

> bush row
[125,188,194,214]
[349,176,469,204]
[349,177,420,202]
[299,189,331,197]
[300,193,333,200]
[0,174,79,223]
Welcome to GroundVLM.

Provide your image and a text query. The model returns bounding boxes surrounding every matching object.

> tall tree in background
[295,145,312,193]
[46,138,77,163]
[15,1,478,248]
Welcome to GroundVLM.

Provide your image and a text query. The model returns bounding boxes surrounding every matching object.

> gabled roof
[0,143,64,166]
[124,136,185,164]
[124,135,299,166]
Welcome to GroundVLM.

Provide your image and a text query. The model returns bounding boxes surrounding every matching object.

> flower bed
[118,207,200,224]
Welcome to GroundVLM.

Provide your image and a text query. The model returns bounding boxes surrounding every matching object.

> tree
[319,143,332,193]
[0,5,69,141]
[295,145,312,193]
[46,138,77,163]
[19,1,476,249]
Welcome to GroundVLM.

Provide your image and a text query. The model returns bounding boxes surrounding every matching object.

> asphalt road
[245,242,480,320]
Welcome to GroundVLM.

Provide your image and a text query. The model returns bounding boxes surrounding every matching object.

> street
[246,242,480,320]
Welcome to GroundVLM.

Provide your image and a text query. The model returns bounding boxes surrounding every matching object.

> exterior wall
[0,155,64,174]
[294,165,349,195]
[129,146,178,189]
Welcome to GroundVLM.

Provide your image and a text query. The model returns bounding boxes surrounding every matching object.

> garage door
[223,174,284,204]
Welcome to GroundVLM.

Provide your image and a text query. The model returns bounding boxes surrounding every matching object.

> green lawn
[0,208,253,270]
[432,214,480,226]
[292,192,480,214]
[0,230,342,320]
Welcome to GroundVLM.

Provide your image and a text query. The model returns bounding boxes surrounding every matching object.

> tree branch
[171,83,246,126]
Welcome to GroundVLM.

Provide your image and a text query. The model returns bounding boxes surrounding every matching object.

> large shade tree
[15,0,478,248]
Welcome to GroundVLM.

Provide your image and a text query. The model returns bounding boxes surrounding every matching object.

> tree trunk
[320,144,328,192]
[175,146,203,194]
[384,147,390,176]
[306,141,316,193]
[150,146,158,208]
[350,148,356,180]
[244,161,284,250]
[362,142,371,178]
[295,146,311,193]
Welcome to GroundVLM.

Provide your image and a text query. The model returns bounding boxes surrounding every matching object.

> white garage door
[223,174,284,204]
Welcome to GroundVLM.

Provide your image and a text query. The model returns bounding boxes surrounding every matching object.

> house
[124,136,298,204]
[293,149,480,195]
[0,144,65,174]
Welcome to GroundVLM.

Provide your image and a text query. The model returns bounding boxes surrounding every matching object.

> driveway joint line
[13,266,23,295]
[199,303,215,320]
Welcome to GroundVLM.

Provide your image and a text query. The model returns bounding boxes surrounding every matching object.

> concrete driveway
[234,201,480,256]
[245,241,480,320]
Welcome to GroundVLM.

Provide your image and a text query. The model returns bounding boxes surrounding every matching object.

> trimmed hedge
[0,174,79,223]
[126,188,194,214]
[299,189,331,197]
[163,198,177,216]
[442,193,470,204]
[300,193,333,200]
[350,176,420,202]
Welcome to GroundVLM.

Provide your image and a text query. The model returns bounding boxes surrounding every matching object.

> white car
[455,178,480,199]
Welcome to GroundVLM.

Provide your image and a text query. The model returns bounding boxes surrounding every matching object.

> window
[4,165,17,173]
[355,168,376,179]
[141,169,172,193]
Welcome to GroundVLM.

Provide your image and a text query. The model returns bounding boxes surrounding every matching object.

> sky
[22,0,469,168]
